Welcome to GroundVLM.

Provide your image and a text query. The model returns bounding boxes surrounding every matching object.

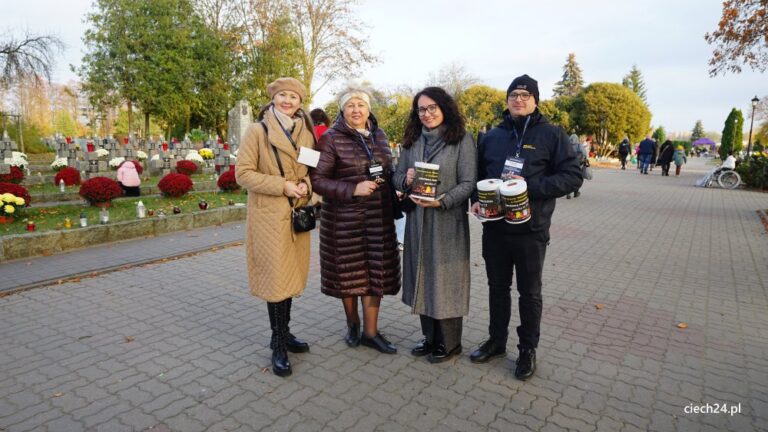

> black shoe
[573,191,581,198]
[344,324,360,347]
[411,338,433,357]
[428,344,462,364]
[360,332,397,354]
[286,333,309,353]
[272,348,292,377]
[514,348,536,380]
[469,339,506,363]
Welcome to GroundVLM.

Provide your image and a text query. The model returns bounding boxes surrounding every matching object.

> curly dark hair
[402,87,466,148]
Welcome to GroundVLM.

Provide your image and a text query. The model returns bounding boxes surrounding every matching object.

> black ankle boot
[514,347,536,380]
[267,301,292,377]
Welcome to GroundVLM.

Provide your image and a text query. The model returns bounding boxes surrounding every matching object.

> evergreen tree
[720,108,744,159]
[621,65,647,103]
[553,53,584,98]
[652,126,666,143]
[691,120,705,141]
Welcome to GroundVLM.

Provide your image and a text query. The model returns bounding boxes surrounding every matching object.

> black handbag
[263,122,317,233]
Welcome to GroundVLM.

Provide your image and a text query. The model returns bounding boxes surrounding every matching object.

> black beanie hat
[507,74,539,104]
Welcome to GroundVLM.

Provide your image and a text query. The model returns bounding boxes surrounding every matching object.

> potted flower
[136,150,148,161]
[175,160,198,176]
[0,192,25,223]
[217,169,240,192]
[0,182,32,207]
[54,167,82,186]
[50,157,69,172]
[109,156,126,170]
[79,176,123,207]
[184,149,205,169]
[158,173,193,198]
[95,148,110,160]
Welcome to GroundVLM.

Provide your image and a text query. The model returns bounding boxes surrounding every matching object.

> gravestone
[228,100,252,154]
[0,131,12,175]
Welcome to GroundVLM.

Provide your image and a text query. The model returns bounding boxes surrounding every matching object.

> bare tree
[426,62,479,98]
[290,0,377,102]
[0,31,64,87]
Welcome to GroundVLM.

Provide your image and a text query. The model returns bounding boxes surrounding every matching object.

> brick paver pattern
[1,157,767,431]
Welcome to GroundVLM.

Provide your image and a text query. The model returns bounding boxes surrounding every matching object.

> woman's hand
[405,168,415,187]
[353,180,379,197]
[296,182,309,196]
[410,196,441,208]
[283,181,306,199]
[469,201,481,215]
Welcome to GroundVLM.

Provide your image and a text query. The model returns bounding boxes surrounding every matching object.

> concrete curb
[0,206,245,261]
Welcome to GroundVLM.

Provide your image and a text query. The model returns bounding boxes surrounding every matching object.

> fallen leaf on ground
[260,367,269,374]
[124,336,135,343]
[69,278,81,283]
[52,392,64,397]
[595,304,605,310]
[676,322,688,329]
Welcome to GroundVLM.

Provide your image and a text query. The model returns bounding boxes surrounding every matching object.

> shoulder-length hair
[402,87,466,148]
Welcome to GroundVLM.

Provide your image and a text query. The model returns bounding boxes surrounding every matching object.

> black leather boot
[267,301,291,377]
[514,347,536,381]
[285,298,309,353]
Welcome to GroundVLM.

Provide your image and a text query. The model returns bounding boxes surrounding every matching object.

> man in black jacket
[469,74,583,380]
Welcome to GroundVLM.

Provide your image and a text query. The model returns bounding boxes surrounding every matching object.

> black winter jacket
[477,109,583,234]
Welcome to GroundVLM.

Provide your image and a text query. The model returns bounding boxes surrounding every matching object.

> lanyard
[509,116,530,158]
[355,131,375,161]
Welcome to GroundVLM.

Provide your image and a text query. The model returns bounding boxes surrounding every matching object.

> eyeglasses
[417,104,439,116]
[508,92,532,101]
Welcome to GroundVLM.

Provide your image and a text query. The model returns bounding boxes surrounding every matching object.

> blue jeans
[640,154,652,173]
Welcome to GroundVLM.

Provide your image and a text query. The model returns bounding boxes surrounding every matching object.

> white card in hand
[297,147,321,167]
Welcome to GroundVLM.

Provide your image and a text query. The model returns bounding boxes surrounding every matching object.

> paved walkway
[1,157,767,431]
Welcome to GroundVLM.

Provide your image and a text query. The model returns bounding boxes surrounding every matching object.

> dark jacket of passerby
[477,109,583,234]
[618,138,631,156]
[657,140,674,165]
[310,113,401,299]
[638,138,655,155]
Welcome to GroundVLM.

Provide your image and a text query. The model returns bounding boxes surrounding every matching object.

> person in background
[566,134,587,199]
[673,145,687,176]
[311,85,401,355]
[393,86,476,364]
[310,108,331,140]
[657,140,674,176]
[637,135,655,175]
[116,160,141,196]
[618,137,631,170]
[235,77,316,377]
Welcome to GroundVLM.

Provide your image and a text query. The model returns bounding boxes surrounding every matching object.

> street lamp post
[747,95,759,158]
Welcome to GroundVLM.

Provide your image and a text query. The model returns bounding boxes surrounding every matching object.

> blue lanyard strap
[355,131,375,161]
[509,116,530,158]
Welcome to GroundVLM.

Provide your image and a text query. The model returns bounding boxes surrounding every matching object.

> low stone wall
[0,206,246,262]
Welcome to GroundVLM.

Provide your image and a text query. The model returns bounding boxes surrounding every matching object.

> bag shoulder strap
[260,121,294,208]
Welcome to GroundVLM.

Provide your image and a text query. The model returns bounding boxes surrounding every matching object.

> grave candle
[99,207,109,224]
[26,221,35,232]
[87,141,95,152]
[79,212,88,227]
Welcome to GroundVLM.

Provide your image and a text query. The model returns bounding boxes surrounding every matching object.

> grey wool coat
[392,131,477,319]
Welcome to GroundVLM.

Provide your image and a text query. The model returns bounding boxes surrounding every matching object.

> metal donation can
[499,179,531,224]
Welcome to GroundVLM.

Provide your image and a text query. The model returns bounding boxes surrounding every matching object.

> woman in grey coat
[392,87,477,363]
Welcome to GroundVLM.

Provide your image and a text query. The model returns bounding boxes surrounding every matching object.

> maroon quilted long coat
[310,115,401,298]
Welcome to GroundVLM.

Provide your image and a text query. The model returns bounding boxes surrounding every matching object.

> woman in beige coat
[235,77,316,377]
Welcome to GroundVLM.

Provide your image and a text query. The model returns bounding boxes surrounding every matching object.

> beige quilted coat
[235,108,315,302]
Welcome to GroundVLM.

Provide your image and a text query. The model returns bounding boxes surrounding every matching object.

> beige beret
[267,77,307,101]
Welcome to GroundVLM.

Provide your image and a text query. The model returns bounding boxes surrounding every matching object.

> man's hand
[470,201,481,215]
[353,180,379,197]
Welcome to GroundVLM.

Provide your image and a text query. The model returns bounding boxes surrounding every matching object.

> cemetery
[0,101,255,260]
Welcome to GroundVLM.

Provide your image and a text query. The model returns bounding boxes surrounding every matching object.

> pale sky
[4,0,766,135]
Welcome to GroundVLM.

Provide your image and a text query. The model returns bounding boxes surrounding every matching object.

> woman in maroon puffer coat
[310,86,401,354]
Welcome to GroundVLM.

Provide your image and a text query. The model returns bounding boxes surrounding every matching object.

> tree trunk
[144,112,150,139]
[127,100,133,137]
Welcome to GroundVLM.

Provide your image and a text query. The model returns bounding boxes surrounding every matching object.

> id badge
[368,162,385,184]
[501,157,525,180]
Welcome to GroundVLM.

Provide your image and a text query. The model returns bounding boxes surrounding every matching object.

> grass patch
[1,190,246,236]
